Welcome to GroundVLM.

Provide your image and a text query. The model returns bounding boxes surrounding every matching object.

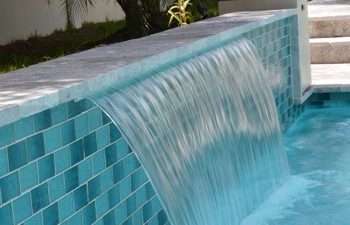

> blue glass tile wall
[243,15,302,131]
[0,99,169,225]
[0,16,299,225]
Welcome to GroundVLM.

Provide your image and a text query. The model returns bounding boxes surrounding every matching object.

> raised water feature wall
[0,11,301,225]
[92,39,290,225]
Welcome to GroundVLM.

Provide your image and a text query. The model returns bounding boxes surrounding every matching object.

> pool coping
[0,9,297,127]
[297,84,350,104]
[313,84,350,93]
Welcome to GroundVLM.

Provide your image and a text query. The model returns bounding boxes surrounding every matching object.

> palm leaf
[168,10,181,27]
[168,5,180,12]
[167,0,192,27]
[59,0,94,28]
[183,0,191,8]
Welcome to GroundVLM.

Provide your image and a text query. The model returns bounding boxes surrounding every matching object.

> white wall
[218,0,296,14]
[297,0,312,95]
[85,1,124,23]
[0,0,125,45]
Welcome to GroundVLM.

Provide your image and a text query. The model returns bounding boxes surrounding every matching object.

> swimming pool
[242,106,350,225]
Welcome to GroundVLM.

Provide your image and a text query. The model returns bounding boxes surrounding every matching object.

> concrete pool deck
[0,9,297,127]
[312,64,350,92]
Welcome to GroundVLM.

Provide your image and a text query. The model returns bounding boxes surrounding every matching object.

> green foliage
[0,20,126,74]
[191,0,218,20]
[116,0,168,37]
[1,0,219,74]
[167,0,194,27]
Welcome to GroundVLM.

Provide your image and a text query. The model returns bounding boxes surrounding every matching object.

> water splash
[240,175,319,225]
[266,63,287,94]
[91,39,289,225]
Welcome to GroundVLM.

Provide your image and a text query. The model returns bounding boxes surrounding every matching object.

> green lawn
[0,20,126,74]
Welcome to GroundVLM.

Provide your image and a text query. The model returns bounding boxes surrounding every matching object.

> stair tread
[310,36,350,44]
[312,64,350,85]
[309,4,350,20]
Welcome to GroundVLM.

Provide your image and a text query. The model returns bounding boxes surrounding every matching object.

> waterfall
[90,39,289,225]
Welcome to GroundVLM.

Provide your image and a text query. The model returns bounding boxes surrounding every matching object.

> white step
[309,17,350,38]
[309,3,350,38]
[310,37,350,64]
[312,64,350,86]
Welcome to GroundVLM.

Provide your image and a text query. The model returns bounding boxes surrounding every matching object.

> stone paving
[310,0,350,5]
[309,0,350,18]
[312,64,350,85]
[309,0,350,88]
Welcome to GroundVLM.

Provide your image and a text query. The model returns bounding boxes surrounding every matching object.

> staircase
[309,0,350,86]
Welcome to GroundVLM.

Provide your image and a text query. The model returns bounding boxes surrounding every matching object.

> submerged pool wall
[0,10,301,225]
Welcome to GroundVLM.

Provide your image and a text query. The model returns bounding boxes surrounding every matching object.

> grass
[0,20,126,74]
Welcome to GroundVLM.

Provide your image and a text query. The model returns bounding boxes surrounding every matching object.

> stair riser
[309,19,350,38]
[311,42,350,64]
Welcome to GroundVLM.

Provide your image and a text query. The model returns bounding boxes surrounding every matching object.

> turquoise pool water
[242,106,350,225]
